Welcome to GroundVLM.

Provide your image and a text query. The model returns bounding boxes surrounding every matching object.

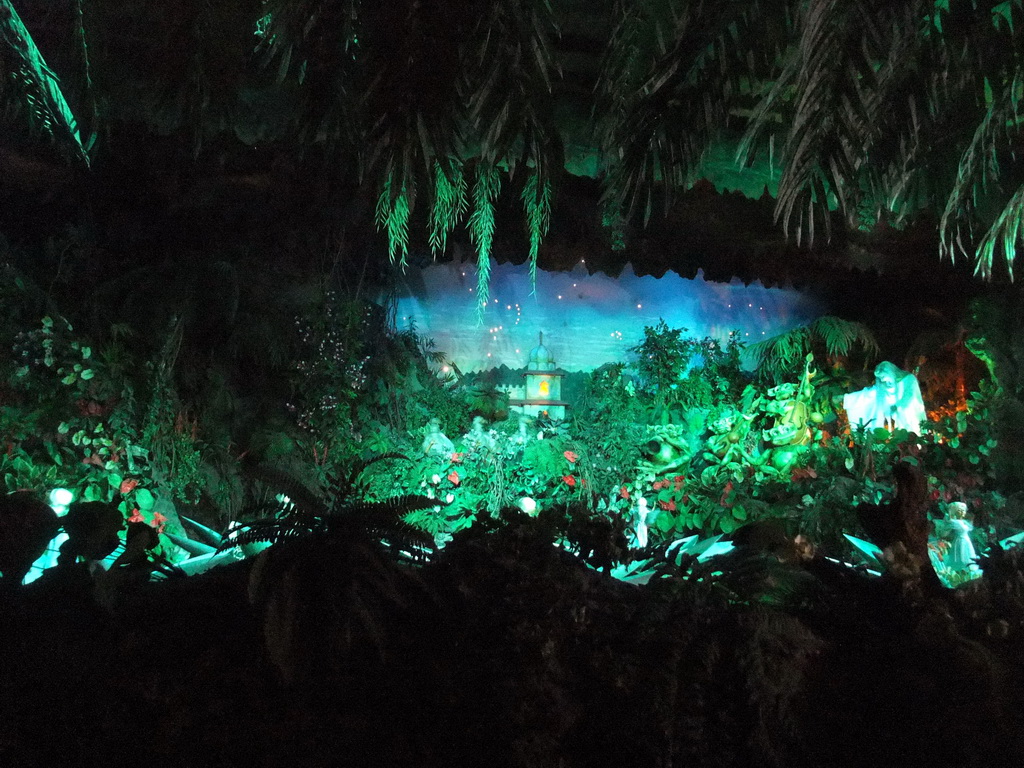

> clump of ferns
[225,454,440,565]
[226,456,444,683]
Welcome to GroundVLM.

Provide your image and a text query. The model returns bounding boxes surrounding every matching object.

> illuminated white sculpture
[843,361,927,435]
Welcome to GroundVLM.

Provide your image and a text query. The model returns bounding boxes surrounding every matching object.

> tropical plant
[0,0,90,162]
[228,456,438,562]
[748,316,880,384]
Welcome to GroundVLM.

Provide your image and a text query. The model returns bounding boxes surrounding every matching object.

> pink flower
[619,486,630,500]
[127,508,144,523]
[658,499,677,512]
[150,511,168,533]
[563,450,579,464]
[451,452,465,464]
[447,470,461,486]
[562,475,577,488]
[119,478,139,495]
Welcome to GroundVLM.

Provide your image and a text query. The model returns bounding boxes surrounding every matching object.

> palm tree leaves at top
[14,1,1024,282]
[260,0,560,294]
[601,0,1024,278]
[598,0,793,223]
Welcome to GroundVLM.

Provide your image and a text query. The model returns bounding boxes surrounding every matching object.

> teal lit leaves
[521,171,551,292]
[974,183,1024,281]
[0,0,89,163]
[375,175,411,268]
[428,161,468,257]
[469,164,501,316]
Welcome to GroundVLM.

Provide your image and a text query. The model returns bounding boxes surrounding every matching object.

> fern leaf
[428,160,468,257]
[522,171,552,294]
[375,174,411,267]
[469,164,501,318]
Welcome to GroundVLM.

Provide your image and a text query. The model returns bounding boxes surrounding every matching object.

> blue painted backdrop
[393,259,823,372]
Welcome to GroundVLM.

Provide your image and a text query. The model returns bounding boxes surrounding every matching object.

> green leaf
[80,369,94,380]
[134,488,155,510]
[732,504,747,520]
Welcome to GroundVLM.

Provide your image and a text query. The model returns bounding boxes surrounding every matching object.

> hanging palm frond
[469,163,501,316]
[0,0,89,163]
[599,0,792,222]
[974,183,1024,281]
[521,170,551,292]
[375,173,412,268]
[428,159,468,257]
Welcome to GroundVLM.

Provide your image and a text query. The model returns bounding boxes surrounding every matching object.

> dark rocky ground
[3,520,1024,768]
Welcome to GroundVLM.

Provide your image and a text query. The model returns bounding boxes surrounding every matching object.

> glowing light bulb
[50,488,73,507]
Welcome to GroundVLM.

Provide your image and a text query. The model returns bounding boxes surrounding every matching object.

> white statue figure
[421,418,455,457]
[633,497,652,549]
[943,501,980,573]
[843,361,927,434]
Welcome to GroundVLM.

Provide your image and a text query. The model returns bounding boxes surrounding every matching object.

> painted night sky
[393,260,823,372]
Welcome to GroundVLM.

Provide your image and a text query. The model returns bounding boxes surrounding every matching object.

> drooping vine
[428,160,468,257]
[469,164,501,317]
[521,171,551,293]
[375,174,412,268]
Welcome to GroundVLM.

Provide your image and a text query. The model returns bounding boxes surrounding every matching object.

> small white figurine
[944,501,980,573]
[633,497,652,548]
[843,361,927,434]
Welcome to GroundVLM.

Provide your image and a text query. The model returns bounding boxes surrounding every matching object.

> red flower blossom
[563,450,579,464]
[447,470,461,486]
[151,511,168,533]
[619,486,630,500]
[119,478,139,495]
[673,475,686,489]
[658,499,677,512]
[450,452,465,464]
[719,481,735,507]
[652,479,667,491]
[562,475,576,488]
[127,508,144,523]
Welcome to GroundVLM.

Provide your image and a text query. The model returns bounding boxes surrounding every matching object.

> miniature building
[509,333,569,420]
